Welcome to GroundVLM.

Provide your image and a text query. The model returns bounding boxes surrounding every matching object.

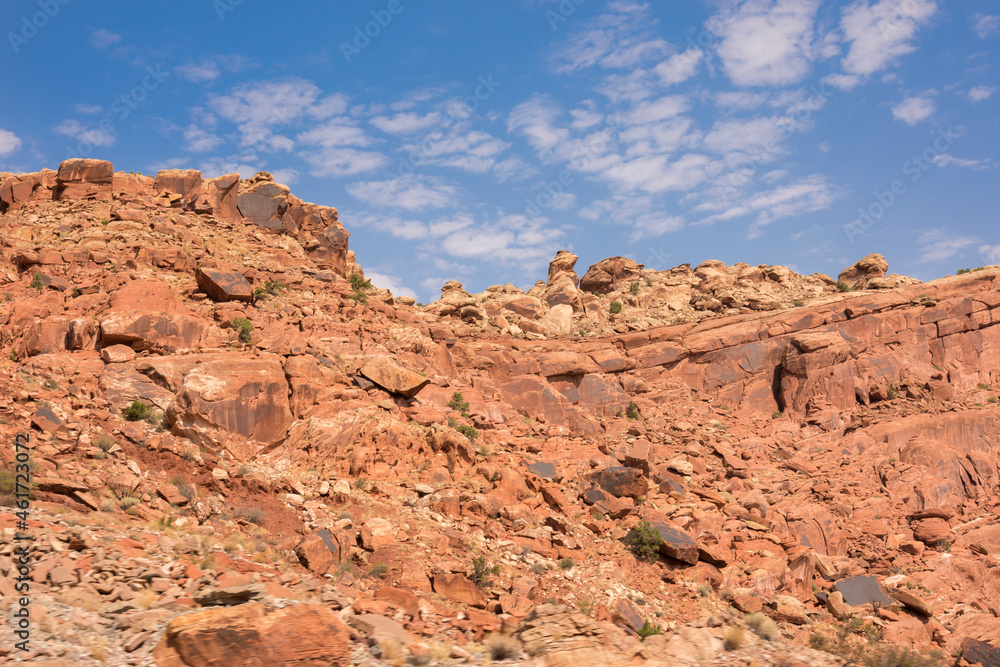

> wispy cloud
[968,86,996,103]
[972,14,1000,39]
[347,176,457,211]
[0,129,22,157]
[917,228,979,262]
[891,92,936,125]
[89,28,121,50]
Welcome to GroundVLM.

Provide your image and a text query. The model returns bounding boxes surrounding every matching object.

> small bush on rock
[624,521,663,562]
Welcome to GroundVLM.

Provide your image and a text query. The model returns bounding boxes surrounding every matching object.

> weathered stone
[358,357,429,398]
[833,576,893,607]
[195,268,253,303]
[432,573,484,606]
[151,602,350,667]
[590,467,646,499]
[295,529,350,575]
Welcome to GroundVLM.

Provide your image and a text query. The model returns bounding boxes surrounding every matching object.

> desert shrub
[349,273,373,293]
[234,507,267,525]
[609,300,623,314]
[861,645,941,667]
[367,563,388,578]
[484,634,522,660]
[624,521,663,562]
[638,620,663,640]
[558,557,575,570]
[458,424,479,443]
[470,556,500,588]
[746,612,781,641]
[723,626,746,650]
[577,600,594,616]
[630,281,640,295]
[232,317,253,344]
[836,281,853,292]
[625,401,640,420]
[448,391,470,417]
[30,273,44,291]
[122,400,154,422]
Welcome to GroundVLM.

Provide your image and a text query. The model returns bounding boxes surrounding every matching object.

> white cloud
[918,229,979,262]
[296,120,373,148]
[892,93,936,125]
[210,78,323,150]
[74,104,102,115]
[655,48,703,85]
[580,193,684,241]
[402,129,510,174]
[507,96,572,153]
[176,62,221,82]
[697,174,835,237]
[968,86,996,103]
[366,272,417,299]
[299,147,387,177]
[0,129,22,157]
[198,154,263,179]
[89,29,121,50]
[710,0,821,87]
[551,1,671,73]
[182,125,224,152]
[835,0,937,84]
[54,119,115,147]
[714,91,770,110]
[347,176,457,211]
[621,95,690,125]
[980,245,1000,264]
[932,154,992,170]
[370,112,442,134]
[704,116,784,156]
[973,14,1000,39]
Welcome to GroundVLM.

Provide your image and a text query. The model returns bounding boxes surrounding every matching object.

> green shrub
[469,556,500,588]
[367,563,388,579]
[558,557,575,570]
[835,281,852,292]
[771,410,783,419]
[458,424,479,443]
[122,400,154,422]
[609,301,623,314]
[448,391,470,417]
[349,273,373,293]
[860,645,941,667]
[30,273,44,291]
[232,317,253,344]
[630,282,640,295]
[120,496,141,510]
[793,300,805,307]
[625,401,640,420]
[624,521,663,562]
[886,383,898,400]
[638,620,663,640]
[252,279,285,304]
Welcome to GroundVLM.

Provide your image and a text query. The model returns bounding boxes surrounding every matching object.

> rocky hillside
[1,159,999,667]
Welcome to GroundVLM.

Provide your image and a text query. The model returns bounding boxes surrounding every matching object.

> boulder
[580,256,642,295]
[542,250,584,312]
[151,602,349,667]
[358,357,430,398]
[196,268,254,303]
[100,344,137,363]
[432,573,484,606]
[590,467,647,499]
[55,158,113,200]
[838,253,888,287]
[295,529,351,575]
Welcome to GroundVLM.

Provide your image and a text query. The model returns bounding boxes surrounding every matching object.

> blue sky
[1,0,998,301]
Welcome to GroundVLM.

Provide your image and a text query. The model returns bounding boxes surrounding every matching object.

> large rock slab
[295,529,352,576]
[55,158,113,200]
[151,602,349,667]
[166,355,293,456]
[833,575,893,607]
[432,573,484,606]
[590,467,646,499]
[624,521,700,565]
[358,357,429,398]
[196,268,253,303]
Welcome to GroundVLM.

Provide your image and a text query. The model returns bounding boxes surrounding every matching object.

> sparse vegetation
[836,281,852,292]
[234,507,267,525]
[558,557,575,570]
[484,634,522,661]
[252,279,285,304]
[625,401,640,420]
[746,612,780,641]
[470,555,501,589]
[448,391,470,417]
[458,424,479,443]
[232,317,253,344]
[771,410,783,419]
[122,399,154,422]
[723,626,746,650]
[637,620,663,640]
[624,521,663,562]
[348,273,373,304]
[887,383,898,400]
[367,563,388,579]
[793,300,805,307]
[630,281,640,295]
[30,272,44,291]
[577,600,594,616]
[609,300,623,314]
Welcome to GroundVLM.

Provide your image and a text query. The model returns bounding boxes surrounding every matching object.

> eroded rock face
[151,602,350,667]
[838,253,888,288]
[580,256,642,294]
[55,159,113,201]
[166,355,293,458]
